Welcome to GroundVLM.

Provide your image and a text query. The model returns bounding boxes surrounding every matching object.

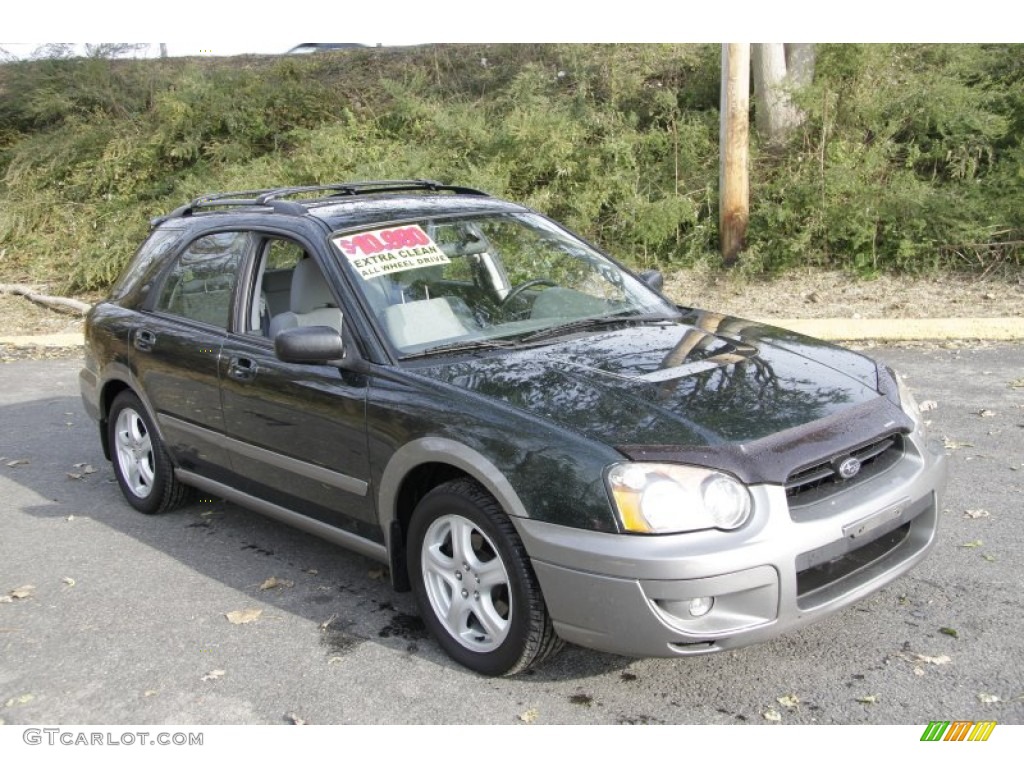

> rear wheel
[407,479,562,676]
[108,391,191,515]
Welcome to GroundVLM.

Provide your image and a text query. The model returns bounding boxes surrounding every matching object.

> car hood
[409,310,910,483]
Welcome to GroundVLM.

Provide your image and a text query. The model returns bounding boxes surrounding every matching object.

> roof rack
[151,179,490,227]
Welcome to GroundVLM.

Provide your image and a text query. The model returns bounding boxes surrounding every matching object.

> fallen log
[0,284,93,315]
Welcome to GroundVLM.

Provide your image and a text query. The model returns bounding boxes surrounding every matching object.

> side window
[155,231,249,329]
[247,238,307,337]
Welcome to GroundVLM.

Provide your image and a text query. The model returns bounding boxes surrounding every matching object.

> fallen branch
[0,284,93,315]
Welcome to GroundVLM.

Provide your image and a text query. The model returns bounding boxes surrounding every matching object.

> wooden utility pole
[719,43,750,266]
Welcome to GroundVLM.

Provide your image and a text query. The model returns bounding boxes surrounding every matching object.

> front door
[218,237,377,540]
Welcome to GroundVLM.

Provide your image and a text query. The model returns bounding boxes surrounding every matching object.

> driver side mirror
[275,325,345,364]
[639,269,664,292]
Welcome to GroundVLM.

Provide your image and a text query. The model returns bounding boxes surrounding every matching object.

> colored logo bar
[921,721,997,741]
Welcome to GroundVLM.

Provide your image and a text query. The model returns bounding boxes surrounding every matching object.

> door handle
[227,357,257,382]
[134,330,157,352]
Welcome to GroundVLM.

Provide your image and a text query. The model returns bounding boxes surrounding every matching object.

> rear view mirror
[639,269,664,292]
[274,325,345,364]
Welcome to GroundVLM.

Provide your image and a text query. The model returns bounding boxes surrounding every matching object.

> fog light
[688,597,714,617]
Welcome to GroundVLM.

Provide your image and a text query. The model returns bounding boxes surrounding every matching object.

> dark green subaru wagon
[80,180,948,675]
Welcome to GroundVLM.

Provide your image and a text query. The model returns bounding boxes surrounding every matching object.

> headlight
[606,463,752,534]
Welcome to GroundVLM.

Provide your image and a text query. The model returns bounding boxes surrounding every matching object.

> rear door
[131,230,250,484]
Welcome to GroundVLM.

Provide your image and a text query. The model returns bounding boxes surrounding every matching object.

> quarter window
[156,232,249,328]
[111,227,185,301]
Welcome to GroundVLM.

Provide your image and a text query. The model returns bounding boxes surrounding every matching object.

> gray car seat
[269,258,343,337]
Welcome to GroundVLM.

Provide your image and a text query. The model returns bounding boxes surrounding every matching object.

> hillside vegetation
[0,43,1021,293]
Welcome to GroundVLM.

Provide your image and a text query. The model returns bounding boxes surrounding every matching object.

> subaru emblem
[837,456,862,480]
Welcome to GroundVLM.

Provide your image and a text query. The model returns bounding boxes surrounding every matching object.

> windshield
[331,212,678,355]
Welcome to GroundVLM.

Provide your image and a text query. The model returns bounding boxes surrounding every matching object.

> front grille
[786,433,905,508]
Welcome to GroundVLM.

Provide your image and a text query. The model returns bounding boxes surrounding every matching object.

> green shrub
[0,43,1021,293]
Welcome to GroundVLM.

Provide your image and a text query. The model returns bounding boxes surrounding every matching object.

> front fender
[377,436,531,542]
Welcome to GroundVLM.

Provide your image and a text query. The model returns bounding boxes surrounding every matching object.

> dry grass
[0,294,86,335]
[664,266,1024,320]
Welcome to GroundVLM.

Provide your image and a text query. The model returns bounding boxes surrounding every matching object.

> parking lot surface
[1,344,1022,725]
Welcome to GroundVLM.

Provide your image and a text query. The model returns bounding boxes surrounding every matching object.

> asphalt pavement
[0,345,1022,726]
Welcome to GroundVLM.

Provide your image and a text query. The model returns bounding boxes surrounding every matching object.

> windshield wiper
[400,337,521,360]
[516,313,674,343]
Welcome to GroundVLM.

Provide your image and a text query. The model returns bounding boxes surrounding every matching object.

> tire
[107,391,191,515]
[407,478,562,676]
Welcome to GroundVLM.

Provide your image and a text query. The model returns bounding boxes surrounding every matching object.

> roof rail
[150,179,490,227]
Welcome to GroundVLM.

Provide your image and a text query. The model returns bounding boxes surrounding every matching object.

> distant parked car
[80,180,948,675]
[286,43,368,54]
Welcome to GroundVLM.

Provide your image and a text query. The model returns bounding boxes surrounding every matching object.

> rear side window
[155,231,249,329]
[110,227,185,301]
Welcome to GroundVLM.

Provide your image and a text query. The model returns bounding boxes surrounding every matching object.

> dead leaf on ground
[224,608,263,625]
[368,568,387,581]
[977,409,996,418]
[327,656,345,665]
[977,693,1000,704]
[259,577,294,590]
[8,585,35,600]
[0,596,11,604]
[319,614,338,632]
[73,463,96,474]
[964,509,990,519]
[777,694,800,709]
[519,708,539,723]
[856,695,878,704]
[287,712,307,725]
[763,707,782,722]
[913,667,925,677]
[961,540,983,548]
[4,693,34,707]
[66,515,75,522]
[66,472,84,480]
[1009,378,1024,389]
[982,553,997,562]
[201,669,225,681]
[919,400,938,412]
[942,437,974,450]
[61,577,75,587]
[143,690,158,697]
[6,459,29,467]
[913,653,951,665]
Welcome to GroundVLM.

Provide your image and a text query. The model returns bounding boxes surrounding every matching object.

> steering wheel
[500,279,558,307]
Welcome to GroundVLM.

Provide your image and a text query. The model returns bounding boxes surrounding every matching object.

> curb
[1,318,1023,348]
[0,333,85,348]
[761,318,1024,342]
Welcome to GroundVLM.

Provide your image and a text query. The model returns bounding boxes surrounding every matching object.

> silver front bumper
[514,432,948,658]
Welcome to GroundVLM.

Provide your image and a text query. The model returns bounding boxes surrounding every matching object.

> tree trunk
[719,43,750,267]
[785,43,816,87]
[752,43,811,147]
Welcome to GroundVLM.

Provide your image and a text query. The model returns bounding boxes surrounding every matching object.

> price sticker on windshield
[333,225,450,280]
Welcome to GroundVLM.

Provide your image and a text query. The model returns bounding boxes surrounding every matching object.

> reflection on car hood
[411,310,896,455]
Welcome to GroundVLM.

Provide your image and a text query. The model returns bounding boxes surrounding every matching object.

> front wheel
[108,391,191,515]
[407,479,562,676]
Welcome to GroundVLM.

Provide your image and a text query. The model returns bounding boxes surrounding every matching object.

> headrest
[290,258,335,314]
